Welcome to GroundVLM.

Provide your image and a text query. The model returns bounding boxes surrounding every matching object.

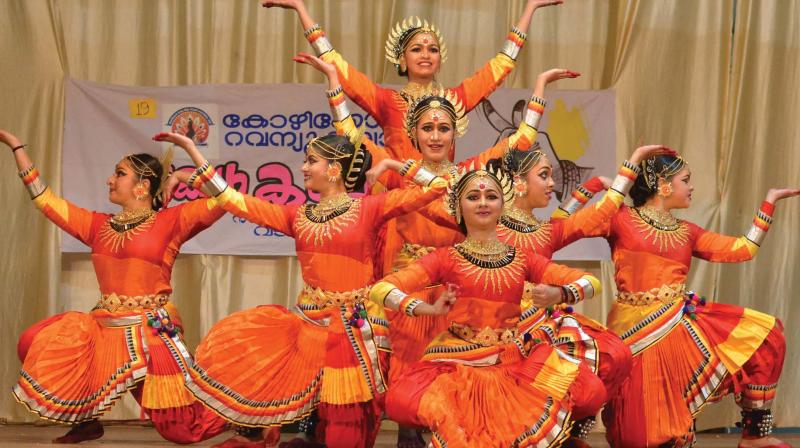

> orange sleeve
[531,252,601,302]
[375,177,447,225]
[171,197,226,246]
[19,166,97,245]
[32,188,97,246]
[691,201,774,262]
[416,196,460,231]
[328,86,390,166]
[320,50,384,122]
[450,27,527,112]
[215,187,296,237]
[369,249,445,313]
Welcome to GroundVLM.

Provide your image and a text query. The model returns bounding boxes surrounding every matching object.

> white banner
[62,78,615,259]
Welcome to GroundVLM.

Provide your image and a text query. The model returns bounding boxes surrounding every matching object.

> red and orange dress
[601,202,786,447]
[501,165,641,412]
[13,164,227,444]
[181,163,447,448]
[370,241,605,447]
[307,22,527,161]
[329,87,545,386]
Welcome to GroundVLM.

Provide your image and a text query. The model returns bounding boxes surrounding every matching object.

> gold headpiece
[385,16,448,69]
[307,130,369,192]
[642,155,685,190]
[445,161,514,224]
[502,143,544,178]
[405,89,468,142]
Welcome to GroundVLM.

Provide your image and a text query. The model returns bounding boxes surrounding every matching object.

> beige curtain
[1,0,797,428]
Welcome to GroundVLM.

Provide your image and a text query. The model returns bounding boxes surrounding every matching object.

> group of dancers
[3,1,798,447]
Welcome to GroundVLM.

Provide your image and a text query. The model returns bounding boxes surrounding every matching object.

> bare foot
[738,436,792,448]
[52,420,104,444]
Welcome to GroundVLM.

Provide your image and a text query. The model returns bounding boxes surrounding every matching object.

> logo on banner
[163,104,220,159]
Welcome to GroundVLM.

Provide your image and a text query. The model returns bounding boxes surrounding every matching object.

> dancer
[370,164,606,447]
[265,0,563,161]
[174,128,449,448]
[601,153,798,448]
[3,129,227,444]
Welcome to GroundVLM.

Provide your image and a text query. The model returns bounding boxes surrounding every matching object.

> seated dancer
[370,164,608,448]
[600,152,799,448]
[2,129,227,444]
[175,127,450,448]
[265,0,563,161]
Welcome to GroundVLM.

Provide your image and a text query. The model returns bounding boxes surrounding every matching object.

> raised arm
[154,132,296,236]
[451,0,564,111]
[1,129,96,245]
[549,145,674,249]
[373,161,449,225]
[464,69,580,167]
[692,189,800,262]
[265,0,385,120]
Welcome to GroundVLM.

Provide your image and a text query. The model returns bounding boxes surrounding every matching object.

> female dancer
[174,129,449,447]
[297,51,580,447]
[265,0,563,161]
[370,165,606,447]
[2,129,227,444]
[601,153,798,447]
[492,144,671,446]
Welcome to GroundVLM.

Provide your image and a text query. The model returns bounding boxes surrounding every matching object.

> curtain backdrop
[0,0,797,427]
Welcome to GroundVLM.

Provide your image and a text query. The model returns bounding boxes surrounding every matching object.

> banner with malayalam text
[62,78,615,259]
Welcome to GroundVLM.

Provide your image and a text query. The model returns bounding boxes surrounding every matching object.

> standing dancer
[264,0,563,161]
[601,153,798,448]
[370,165,606,447]
[175,129,449,448]
[3,129,227,444]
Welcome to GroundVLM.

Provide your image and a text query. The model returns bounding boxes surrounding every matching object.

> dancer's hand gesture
[629,145,675,165]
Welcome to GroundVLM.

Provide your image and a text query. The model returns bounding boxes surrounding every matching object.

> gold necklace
[456,238,509,260]
[100,208,156,252]
[630,206,689,252]
[400,80,443,102]
[503,206,542,228]
[421,159,456,177]
[311,193,352,218]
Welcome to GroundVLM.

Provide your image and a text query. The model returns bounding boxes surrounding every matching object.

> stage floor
[2,424,800,447]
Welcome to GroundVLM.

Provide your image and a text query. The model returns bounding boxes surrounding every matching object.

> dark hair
[630,154,686,207]
[501,146,544,178]
[126,153,164,211]
[308,134,373,193]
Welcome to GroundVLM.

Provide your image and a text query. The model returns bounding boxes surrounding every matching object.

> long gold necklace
[99,208,156,252]
[631,206,689,252]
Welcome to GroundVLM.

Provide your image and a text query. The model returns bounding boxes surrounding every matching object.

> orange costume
[181,162,447,448]
[601,202,786,447]
[13,165,227,444]
[328,86,546,386]
[306,20,527,161]
[370,242,605,448]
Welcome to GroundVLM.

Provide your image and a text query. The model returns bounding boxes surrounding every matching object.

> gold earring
[658,182,673,197]
[513,176,528,198]
[326,162,342,183]
[134,182,149,200]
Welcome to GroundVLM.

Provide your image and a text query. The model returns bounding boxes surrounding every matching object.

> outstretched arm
[452,0,565,112]
[265,0,385,120]
[370,250,455,317]
[1,129,95,245]
[154,132,296,236]
[692,188,800,262]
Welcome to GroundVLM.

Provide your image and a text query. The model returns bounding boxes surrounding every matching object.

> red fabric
[588,327,633,398]
[316,399,383,448]
[568,363,607,421]
[17,312,69,362]
[385,362,456,429]
[130,383,227,444]
[582,176,606,194]
[761,201,775,216]
[716,320,786,398]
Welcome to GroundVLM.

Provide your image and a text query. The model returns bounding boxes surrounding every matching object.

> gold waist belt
[395,243,436,266]
[450,322,518,347]
[616,283,686,306]
[97,293,169,313]
[301,284,371,309]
